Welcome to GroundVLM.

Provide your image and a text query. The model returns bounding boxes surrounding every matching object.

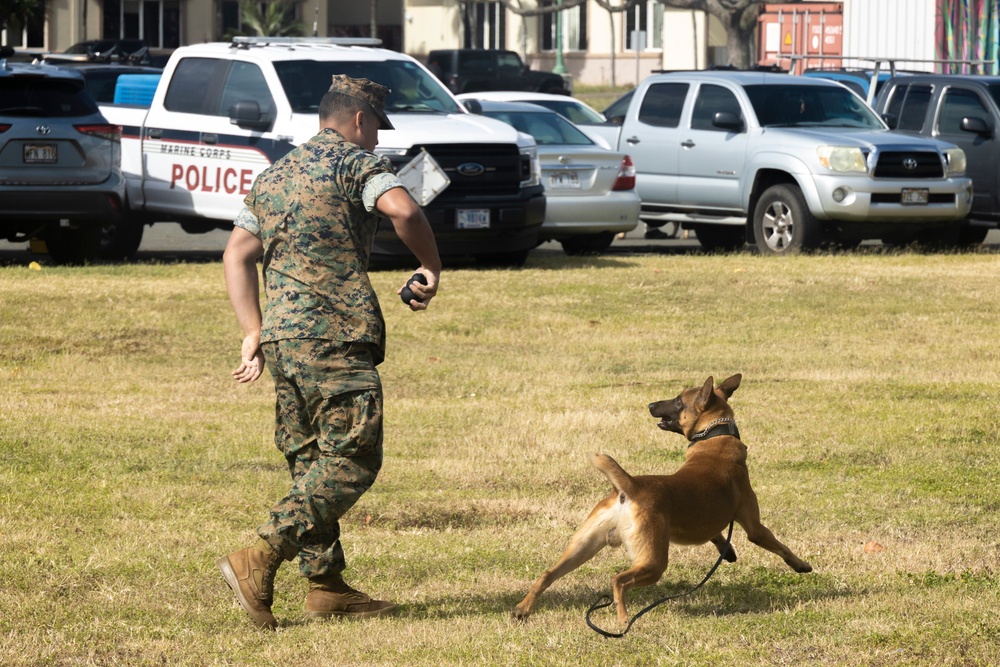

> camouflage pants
[257,338,383,580]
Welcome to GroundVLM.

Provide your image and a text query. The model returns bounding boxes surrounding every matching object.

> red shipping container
[757,2,844,74]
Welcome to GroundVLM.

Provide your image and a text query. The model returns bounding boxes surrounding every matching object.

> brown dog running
[511,374,812,624]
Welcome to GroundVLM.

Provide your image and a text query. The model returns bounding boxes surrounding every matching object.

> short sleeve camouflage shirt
[243,128,397,363]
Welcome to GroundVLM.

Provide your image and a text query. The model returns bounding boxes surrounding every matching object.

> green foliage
[239,0,303,37]
[1,250,1000,665]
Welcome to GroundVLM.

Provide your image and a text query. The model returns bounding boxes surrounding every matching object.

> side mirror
[462,98,483,114]
[881,112,898,130]
[229,100,272,131]
[960,116,992,138]
[713,111,744,132]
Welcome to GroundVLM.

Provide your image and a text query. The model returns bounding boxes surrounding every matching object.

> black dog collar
[688,419,740,447]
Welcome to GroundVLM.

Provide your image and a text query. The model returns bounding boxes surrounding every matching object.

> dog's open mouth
[656,418,676,431]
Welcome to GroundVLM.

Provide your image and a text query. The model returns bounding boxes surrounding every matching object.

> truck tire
[691,224,745,252]
[753,184,822,254]
[99,214,145,261]
[44,224,101,265]
[560,232,615,255]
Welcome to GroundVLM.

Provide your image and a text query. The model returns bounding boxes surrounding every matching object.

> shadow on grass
[269,569,846,628]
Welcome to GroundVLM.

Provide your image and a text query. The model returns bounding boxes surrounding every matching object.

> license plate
[456,208,490,229]
[549,171,580,189]
[24,143,57,164]
[901,188,929,205]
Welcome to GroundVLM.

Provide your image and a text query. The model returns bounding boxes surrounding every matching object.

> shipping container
[757,2,844,73]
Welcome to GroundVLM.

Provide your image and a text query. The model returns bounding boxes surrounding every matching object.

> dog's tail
[591,453,636,497]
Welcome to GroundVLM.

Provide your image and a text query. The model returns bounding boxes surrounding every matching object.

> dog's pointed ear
[696,376,714,410]
[717,373,742,398]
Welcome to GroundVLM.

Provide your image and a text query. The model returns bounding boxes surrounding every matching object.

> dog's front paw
[511,606,531,623]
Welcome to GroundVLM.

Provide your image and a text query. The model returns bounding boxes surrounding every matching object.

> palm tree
[1,0,42,34]
[239,1,304,37]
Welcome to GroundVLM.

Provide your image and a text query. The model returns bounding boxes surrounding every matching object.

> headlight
[817,146,867,173]
[944,147,967,176]
[519,145,540,188]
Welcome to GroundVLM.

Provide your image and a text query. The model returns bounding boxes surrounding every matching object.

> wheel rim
[762,201,794,251]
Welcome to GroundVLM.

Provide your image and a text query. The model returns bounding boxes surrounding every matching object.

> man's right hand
[232,332,264,383]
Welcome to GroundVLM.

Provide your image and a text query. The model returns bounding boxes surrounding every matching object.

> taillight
[612,155,636,191]
[0,123,11,133]
[74,124,122,142]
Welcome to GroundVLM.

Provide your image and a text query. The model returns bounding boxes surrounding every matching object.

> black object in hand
[400,272,428,304]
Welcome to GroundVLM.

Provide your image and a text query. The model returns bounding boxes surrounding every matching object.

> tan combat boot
[304,573,398,620]
[217,539,283,630]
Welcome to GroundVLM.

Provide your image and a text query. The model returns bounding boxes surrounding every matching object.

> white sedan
[456,90,606,124]
[465,99,639,254]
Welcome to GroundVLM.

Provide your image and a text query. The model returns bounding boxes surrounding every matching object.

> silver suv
[0,48,126,264]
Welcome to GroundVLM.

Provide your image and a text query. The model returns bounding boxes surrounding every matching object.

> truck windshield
[273,60,462,115]
[744,84,885,129]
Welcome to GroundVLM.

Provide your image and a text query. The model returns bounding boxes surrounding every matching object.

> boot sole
[305,603,398,621]
[216,556,278,630]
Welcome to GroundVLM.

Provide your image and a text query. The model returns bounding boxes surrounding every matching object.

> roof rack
[230,36,382,48]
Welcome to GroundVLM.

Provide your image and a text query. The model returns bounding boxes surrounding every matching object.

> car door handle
[625,135,640,144]
[147,128,162,139]
[202,133,218,145]
[681,140,696,148]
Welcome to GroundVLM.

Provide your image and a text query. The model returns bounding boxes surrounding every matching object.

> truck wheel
[691,224,745,252]
[99,215,144,261]
[753,184,822,254]
[44,224,101,265]
[561,232,615,255]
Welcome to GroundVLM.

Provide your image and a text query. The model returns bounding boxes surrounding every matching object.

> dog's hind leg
[610,520,670,624]
[710,533,738,562]
[512,496,619,621]
[735,492,812,573]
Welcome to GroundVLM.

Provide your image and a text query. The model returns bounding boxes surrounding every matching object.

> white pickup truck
[587,70,973,253]
[100,37,545,265]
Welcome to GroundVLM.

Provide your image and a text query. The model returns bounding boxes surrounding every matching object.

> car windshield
[528,99,605,124]
[482,109,594,145]
[273,59,461,114]
[0,79,96,117]
[744,84,885,129]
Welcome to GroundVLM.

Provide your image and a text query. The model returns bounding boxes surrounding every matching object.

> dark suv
[0,48,126,264]
[426,49,570,95]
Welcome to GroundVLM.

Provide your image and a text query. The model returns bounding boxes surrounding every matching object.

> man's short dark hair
[319,90,373,124]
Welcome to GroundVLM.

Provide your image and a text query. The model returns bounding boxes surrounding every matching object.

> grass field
[2,247,999,666]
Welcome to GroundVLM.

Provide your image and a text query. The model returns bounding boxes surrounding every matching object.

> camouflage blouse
[240,128,401,364]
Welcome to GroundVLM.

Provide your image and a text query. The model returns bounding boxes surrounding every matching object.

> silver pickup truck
[587,71,973,253]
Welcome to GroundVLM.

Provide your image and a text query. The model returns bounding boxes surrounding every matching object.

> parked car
[586,71,973,253]
[465,99,639,254]
[44,39,154,65]
[456,90,604,124]
[802,69,893,102]
[874,74,1000,243]
[427,49,570,96]
[46,63,162,104]
[0,48,125,264]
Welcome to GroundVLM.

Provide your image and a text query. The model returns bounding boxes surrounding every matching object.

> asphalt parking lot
[1,224,999,266]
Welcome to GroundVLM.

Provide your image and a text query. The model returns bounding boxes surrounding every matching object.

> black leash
[585,519,734,638]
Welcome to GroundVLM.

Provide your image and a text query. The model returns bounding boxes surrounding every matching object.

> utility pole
[370,0,377,40]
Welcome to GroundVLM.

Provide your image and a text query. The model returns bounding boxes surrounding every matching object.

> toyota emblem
[903,157,919,170]
[456,162,485,177]
[36,125,51,135]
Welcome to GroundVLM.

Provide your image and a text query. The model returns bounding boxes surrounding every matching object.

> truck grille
[873,152,944,179]
[387,144,527,198]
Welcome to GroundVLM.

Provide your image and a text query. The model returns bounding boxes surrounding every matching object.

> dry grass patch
[1,249,999,665]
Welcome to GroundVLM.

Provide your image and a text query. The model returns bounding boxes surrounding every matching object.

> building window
[626,0,662,51]
[463,1,506,49]
[103,0,181,48]
[542,0,587,52]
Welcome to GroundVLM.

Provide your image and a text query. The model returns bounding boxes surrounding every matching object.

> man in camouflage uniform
[217,74,441,630]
